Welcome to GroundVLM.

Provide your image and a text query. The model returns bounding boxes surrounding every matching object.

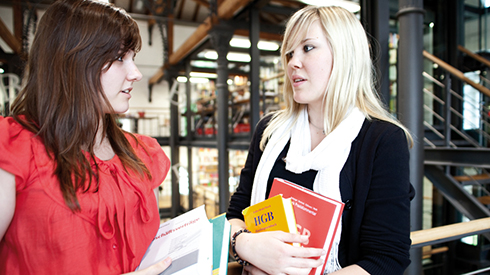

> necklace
[308,119,325,135]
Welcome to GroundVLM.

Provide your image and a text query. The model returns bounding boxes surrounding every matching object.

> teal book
[209,213,231,275]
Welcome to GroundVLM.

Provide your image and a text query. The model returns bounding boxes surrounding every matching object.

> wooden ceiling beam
[176,0,185,19]
[0,17,22,54]
[191,3,200,22]
[167,0,252,67]
[192,0,210,8]
[13,0,22,43]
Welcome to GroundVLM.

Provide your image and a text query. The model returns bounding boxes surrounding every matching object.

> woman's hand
[236,231,325,275]
[124,257,172,275]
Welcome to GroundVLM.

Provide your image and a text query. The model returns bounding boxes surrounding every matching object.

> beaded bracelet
[231,228,251,266]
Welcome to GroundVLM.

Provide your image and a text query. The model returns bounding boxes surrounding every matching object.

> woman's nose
[288,53,301,69]
[128,64,143,82]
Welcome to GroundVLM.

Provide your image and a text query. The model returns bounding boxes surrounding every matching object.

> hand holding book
[229,227,325,275]
[236,178,344,275]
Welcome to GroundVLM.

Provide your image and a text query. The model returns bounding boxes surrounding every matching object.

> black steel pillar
[396,1,425,274]
[185,59,194,210]
[167,68,181,217]
[209,24,234,213]
[249,7,261,134]
[361,0,391,106]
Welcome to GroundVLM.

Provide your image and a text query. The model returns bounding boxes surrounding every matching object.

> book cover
[269,178,344,275]
[242,194,298,235]
[136,205,213,275]
[209,213,231,275]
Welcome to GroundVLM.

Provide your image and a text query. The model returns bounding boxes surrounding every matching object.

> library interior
[1,0,490,274]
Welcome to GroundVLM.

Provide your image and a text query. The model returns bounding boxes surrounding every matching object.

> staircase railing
[423,50,490,149]
[421,48,490,273]
[423,48,490,185]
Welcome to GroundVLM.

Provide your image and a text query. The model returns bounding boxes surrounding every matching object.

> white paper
[137,205,213,275]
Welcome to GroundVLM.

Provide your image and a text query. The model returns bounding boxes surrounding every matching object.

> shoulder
[0,116,33,139]
[125,132,169,165]
[358,118,408,144]
[125,133,161,152]
[0,116,38,180]
[256,112,275,132]
[0,116,38,150]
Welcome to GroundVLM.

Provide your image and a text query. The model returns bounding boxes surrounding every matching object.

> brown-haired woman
[0,0,172,274]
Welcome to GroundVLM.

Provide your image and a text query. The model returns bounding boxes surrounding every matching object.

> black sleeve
[356,124,413,274]
[226,114,272,220]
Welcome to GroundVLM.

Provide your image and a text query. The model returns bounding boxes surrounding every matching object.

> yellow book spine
[242,194,297,234]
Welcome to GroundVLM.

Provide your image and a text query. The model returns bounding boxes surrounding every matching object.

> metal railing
[419,49,490,274]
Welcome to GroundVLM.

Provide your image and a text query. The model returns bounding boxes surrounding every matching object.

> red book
[269,178,344,275]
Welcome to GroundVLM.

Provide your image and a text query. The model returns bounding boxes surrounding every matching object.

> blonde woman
[227,5,414,275]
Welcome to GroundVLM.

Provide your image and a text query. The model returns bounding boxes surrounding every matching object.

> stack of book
[242,178,344,275]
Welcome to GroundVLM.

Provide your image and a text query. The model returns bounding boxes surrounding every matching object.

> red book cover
[269,178,344,275]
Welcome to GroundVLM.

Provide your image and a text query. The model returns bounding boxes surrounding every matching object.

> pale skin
[230,21,369,275]
[229,218,324,275]
[0,51,172,274]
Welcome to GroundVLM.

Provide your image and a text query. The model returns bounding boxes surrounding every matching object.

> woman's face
[286,20,333,109]
[100,50,142,114]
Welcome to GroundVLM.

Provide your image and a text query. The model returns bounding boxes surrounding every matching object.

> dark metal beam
[185,58,194,211]
[249,7,260,136]
[361,0,390,106]
[396,0,425,274]
[425,165,490,220]
[209,23,234,214]
[167,69,182,217]
[425,147,490,168]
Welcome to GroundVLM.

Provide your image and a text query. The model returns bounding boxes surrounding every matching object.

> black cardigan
[227,114,415,274]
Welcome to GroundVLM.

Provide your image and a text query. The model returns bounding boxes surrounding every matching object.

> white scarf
[250,106,365,274]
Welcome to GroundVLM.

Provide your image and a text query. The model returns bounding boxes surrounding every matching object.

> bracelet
[231,228,251,266]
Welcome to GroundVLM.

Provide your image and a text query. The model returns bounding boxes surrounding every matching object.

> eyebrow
[302,37,319,43]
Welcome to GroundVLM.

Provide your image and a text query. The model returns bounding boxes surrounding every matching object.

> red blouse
[0,116,170,274]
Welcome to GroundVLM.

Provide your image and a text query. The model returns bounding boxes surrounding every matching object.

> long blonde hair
[260,5,412,150]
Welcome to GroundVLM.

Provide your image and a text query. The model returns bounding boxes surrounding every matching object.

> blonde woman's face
[286,20,333,108]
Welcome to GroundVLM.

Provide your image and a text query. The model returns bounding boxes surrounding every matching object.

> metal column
[167,69,181,217]
[396,1,425,274]
[361,0,391,106]
[185,59,194,210]
[249,7,261,134]
[209,24,234,213]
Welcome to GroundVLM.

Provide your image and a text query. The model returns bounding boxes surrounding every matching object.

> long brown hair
[11,0,151,211]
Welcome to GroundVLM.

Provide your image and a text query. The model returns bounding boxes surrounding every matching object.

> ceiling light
[190,60,217,69]
[227,52,251,62]
[258,41,280,51]
[230,38,251,48]
[190,72,217,78]
[203,51,218,60]
[176,76,188,82]
[299,0,360,13]
[229,38,280,51]
[176,76,210,83]
[203,50,251,62]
